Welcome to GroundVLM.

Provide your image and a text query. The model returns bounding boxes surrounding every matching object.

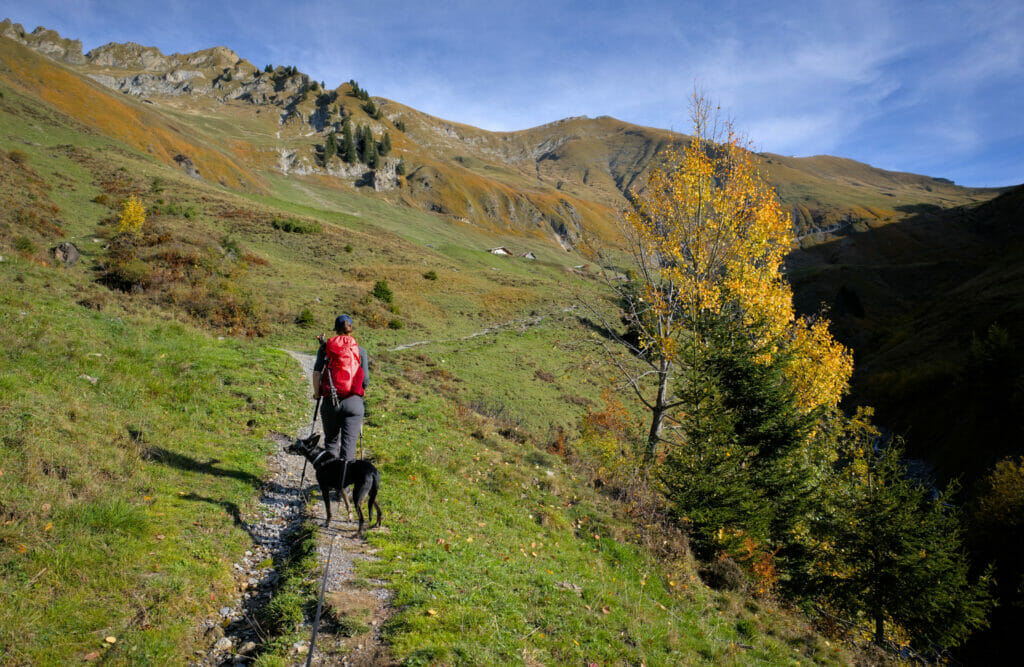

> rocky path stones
[191,350,393,666]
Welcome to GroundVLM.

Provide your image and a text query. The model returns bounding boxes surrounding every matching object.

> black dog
[286,433,382,537]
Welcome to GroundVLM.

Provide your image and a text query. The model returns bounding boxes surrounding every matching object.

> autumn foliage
[117,195,146,235]
[584,95,990,653]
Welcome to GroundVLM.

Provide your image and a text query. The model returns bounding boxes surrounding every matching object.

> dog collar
[311,450,329,465]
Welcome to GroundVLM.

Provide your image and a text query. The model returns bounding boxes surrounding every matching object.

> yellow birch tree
[595,94,852,458]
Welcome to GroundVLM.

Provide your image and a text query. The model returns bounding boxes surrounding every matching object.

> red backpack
[321,335,364,399]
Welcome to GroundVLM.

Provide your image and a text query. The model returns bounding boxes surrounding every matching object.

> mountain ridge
[1,18,1004,256]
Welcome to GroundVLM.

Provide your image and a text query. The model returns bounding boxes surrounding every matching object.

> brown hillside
[0,37,264,190]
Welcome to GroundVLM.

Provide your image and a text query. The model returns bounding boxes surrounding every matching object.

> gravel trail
[191,350,393,666]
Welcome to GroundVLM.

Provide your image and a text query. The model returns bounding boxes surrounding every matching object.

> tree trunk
[646,360,671,460]
[874,614,885,647]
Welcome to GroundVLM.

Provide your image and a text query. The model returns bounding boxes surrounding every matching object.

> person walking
[313,314,369,461]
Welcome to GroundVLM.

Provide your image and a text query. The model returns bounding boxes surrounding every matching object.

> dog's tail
[369,469,382,527]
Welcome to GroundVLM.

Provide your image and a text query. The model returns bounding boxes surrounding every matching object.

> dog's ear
[307,433,321,447]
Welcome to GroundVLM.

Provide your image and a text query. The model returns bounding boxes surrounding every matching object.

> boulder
[51,242,80,266]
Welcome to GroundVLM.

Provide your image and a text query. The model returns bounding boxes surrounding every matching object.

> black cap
[334,314,354,331]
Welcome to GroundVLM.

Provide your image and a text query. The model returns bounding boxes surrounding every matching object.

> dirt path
[390,305,577,351]
[191,351,392,666]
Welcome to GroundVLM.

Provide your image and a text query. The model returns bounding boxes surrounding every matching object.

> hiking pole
[358,423,364,460]
[305,533,336,667]
[298,397,321,501]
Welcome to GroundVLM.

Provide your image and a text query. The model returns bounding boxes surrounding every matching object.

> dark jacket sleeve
[313,342,327,373]
[360,346,370,390]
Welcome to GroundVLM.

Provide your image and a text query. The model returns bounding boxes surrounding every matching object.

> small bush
[8,149,27,164]
[372,279,393,304]
[91,193,110,206]
[104,258,152,291]
[151,202,197,219]
[700,557,748,593]
[117,195,146,235]
[735,617,757,640]
[344,244,353,253]
[272,217,321,234]
[423,270,437,280]
[296,308,316,328]
[13,236,36,254]
[388,318,403,330]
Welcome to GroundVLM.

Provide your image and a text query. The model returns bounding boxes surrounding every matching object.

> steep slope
[1,20,1001,259]
[789,185,1024,480]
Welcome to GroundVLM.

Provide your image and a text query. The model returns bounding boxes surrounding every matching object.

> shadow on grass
[181,492,246,528]
[143,445,263,488]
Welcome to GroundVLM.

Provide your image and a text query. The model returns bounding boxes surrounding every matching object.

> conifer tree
[365,136,379,169]
[354,124,367,162]
[380,131,392,156]
[323,131,337,163]
[812,439,994,651]
[340,120,356,164]
[662,319,818,562]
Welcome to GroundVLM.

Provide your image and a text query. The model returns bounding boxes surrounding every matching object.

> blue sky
[4,0,1022,187]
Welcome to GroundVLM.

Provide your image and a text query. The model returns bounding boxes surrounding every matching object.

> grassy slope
[0,261,307,663]
[0,37,870,664]
[359,391,849,666]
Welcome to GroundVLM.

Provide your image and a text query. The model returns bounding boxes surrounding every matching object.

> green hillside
[2,19,1017,664]
[0,37,860,663]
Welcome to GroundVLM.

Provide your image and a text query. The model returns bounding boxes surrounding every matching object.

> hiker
[313,314,369,461]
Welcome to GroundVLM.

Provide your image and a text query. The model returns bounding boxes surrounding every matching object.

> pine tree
[354,124,366,162]
[380,131,392,156]
[340,120,356,164]
[323,131,337,163]
[812,439,994,651]
[662,319,818,563]
[365,136,379,169]
[395,158,406,176]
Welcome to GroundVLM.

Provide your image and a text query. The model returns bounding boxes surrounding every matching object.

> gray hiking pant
[321,394,364,460]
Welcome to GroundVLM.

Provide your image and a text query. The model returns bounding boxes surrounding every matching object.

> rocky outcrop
[86,41,169,70]
[174,154,201,179]
[88,70,209,97]
[0,20,85,64]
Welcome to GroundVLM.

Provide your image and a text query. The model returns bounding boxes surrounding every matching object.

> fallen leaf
[465,537,473,543]
[105,636,116,644]
[41,503,51,512]
[155,534,165,541]
[601,606,611,614]
[17,544,27,553]
[443,543,451,552]
[477,522,486,527]
[44,522,53,531]
[83,650,101,661]
[426,609,437,616]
